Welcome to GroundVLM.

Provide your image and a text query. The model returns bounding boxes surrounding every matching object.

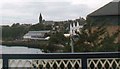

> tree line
[2,21,120,52]
[48,22,120,52]
[2,23,30,41]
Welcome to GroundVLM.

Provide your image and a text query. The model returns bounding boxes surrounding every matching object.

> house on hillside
[87,0,120,42]
[23,31,50,40]
[70,22,83,35]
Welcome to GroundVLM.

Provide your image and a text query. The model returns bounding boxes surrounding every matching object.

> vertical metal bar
[70,36,74,53]
[3,57,9,69]
[82,57,87,69]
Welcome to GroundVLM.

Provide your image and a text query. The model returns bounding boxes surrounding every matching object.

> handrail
[2,52,120,69]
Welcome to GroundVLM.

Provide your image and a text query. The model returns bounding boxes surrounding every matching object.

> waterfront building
[23,30,50,40]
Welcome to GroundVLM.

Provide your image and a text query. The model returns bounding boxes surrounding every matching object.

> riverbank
[2,40,49,49]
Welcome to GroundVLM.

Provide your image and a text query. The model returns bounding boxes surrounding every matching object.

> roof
[24,30,50,36]
[43,21,54,25]
[88,1,120,16]
[28,30,50,33]
[113,0,120,2]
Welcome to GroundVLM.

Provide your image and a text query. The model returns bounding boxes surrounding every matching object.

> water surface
[0,45,43,54]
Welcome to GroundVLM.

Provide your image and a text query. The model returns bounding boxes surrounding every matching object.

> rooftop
[112,0,120,2]
[24,30,50,36]
[88,0,120,16]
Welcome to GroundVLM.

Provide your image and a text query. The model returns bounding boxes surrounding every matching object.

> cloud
[1,2,91,25]
[0,0,113,25]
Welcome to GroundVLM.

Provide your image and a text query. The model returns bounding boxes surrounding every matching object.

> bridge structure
[0,52,120,69]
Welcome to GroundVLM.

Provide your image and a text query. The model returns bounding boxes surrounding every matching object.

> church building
[39,13,43,23]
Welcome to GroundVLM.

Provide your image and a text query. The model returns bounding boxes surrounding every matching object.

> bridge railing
[1,52,120,69]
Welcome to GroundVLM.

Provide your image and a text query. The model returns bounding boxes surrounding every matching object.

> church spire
[39,13,42,23]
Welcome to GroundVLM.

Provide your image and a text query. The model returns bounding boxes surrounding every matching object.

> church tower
[39,13,42,23]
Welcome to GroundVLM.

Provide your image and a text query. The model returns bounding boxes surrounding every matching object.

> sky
[0,0,113,25]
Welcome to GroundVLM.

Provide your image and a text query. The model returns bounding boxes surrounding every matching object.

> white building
[23,30,50,40]
[70,22,83,35]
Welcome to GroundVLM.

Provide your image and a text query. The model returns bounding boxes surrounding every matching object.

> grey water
[0,45,44,68]
[0,45,43,54]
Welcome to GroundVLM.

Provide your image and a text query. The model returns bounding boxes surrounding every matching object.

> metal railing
[1,52,120,69]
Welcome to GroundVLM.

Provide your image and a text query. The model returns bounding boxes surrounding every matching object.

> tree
[29,23,52,31]
[29,23,45,31]
[73,22,120,52]
[11,23,20,27]
[46,31,67,52]
[2,23,30,40]
[97,31,120,51]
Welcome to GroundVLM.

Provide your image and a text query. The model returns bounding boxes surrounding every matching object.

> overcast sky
[0,0,113,25]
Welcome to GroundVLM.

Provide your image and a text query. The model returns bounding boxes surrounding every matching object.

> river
[0,45,43,54]
[0,45,44,68]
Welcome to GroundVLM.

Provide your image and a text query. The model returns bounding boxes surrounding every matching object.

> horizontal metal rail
[2,52,120,69]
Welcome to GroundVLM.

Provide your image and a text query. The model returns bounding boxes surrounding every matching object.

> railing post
[82,57,87,69]
[3,57,9,69]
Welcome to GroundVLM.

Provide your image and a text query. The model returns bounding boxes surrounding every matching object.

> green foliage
[47,31,67,52]
[49,32,66,45]
[11,23,20,27]
[73,22,120,52]
[29,23,52,31]
[2,23,30,40]
[2,23,52,41]
[63,37,71,52]
[29,23,45,31]
[97,30,120,52]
